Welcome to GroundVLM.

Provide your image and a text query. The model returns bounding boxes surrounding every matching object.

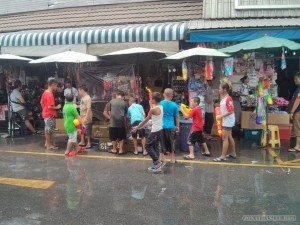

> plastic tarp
[190,28,300,43]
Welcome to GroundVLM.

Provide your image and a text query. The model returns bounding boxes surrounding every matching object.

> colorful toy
[214,107,222,137]
[73,119,86,135]
[224,57,234,77]
[181,104,191,115]
[258,82,264,97]
[182,60,188,81]
[145,87,152,101]
[205,61,213,80]
[266,94,273,105]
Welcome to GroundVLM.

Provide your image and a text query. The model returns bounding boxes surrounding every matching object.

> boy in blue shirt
[160,88,179,164]
[127,98,147,155]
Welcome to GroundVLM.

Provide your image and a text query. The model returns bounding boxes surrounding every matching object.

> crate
[243,129,262,141]
[278,124,292,140]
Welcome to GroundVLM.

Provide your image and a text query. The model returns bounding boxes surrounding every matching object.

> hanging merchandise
[205,59,213,80]
[182,59,188,81]
[224,57,234,77]
[281,47,287,70]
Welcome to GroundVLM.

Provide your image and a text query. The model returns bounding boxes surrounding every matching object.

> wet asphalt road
[0,134,299,225]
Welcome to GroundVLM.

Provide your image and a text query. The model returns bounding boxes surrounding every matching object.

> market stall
[220,35,300,146]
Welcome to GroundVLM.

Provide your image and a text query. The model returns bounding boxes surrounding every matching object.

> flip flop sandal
[213,157,227,162]
[47,146,59,150]
[108,150,118,154]
[77,147,86,153]
[133,152,139,155]
[143,153,149,156]
[65,151,77,157]
[79,144,86,146]
[226,154,237,159]
[118,152,126,155]
[85,145,92,149]
[184,155,195,160]
[202,152,211,157]
[288,148,300,152]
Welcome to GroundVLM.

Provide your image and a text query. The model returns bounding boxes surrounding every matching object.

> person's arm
[290,99,300,120]
[219,97,234,119]
[179,106,190,118]
[83,100,92,124]
[175,107,180,132]
[133,108,155,132]
[103,102,111,120]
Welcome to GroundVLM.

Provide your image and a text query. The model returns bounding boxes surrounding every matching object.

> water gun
[73,119,87,135]
[145,87,152,101]
[214,107,222,137]
[258,82,263,97]
[181,104,191,115]
[266,94,273,105]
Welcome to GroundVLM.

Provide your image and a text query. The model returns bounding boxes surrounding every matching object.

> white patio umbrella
[164,47,230,61]
[99,47,167,64]
[0,54,32,61]
[29,51,98,64]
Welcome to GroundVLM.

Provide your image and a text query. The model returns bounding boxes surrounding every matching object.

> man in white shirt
[64,80,78,106]
[10,80,39,134]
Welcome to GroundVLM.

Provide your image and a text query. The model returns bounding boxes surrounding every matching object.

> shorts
[68,132,78,143]
[44,117,55,134]
[293,112,300,137]
[17,108,31,120]
[161,128,176,153]
[222,126,232,131]
[83,123,92,137]
[131,120,145,139]
[188,131,205,146]
[109,127,126,141]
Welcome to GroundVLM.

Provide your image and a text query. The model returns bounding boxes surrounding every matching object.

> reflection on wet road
[0,135,299,224]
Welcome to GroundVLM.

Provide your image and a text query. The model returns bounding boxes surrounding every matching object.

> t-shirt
[63,102,79,134]
[41,91,57,118]
[188,106,203,131]
[293,86,300,112]
[160,100,179,129]
[109,98,128,128]
[204,86,214,113]
[127,103,144,124]
[220,95,235,127]
[239,84,251,103]
[10,89,25,112]
[80,95,92,124]
[64,87,78,105]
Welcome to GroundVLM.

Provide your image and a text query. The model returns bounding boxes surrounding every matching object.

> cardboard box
[92,125,109,138]
[241,111,290,129]
[55,118,65,132]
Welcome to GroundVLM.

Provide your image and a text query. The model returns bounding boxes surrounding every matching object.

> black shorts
[188,131,205,146]
[131,121,146,139]
[161,128,176,153]
[222,126,232,131]
[17,108,31,120]
[109,127,126,141]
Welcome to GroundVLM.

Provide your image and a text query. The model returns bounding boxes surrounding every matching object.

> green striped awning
[0,22,187,47]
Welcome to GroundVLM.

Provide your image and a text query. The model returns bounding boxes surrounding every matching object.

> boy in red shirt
[180,97,211,160]
[40,79,61,150]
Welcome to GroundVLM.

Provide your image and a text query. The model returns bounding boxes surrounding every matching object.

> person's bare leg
[112,141,118,153]
[294,137,300,150]
[202,143,210,154]
[86,135,91,147]
[228,132,237,156]
[188,145,195,158]
[170,152,175,163]
[160,153,166,163]
[141,137,147,155]
[65,142,73,155]
[79,135,85,145]
[119,140,124,153]
[133,138,138,154]
[220,131,229,159]
[24,120,36,133]
[45,133,51,148]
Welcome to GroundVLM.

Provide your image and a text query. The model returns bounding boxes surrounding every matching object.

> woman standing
[289,72,300,152]
[213,83,236,162]
[238,75,251,108]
